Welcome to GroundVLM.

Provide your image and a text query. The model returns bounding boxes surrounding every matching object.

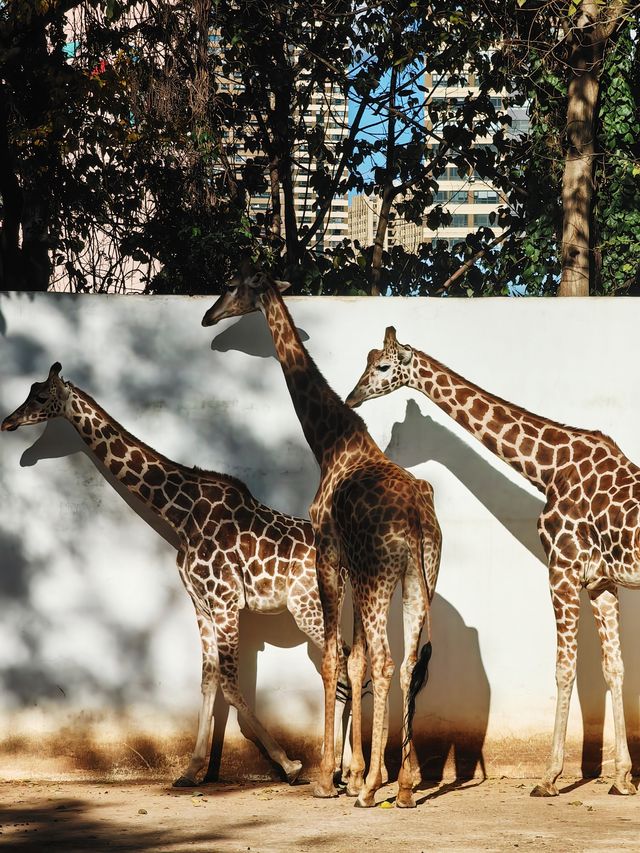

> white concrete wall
[1,292,640,780]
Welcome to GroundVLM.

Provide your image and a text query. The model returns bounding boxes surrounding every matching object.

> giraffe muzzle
[345,389,363,409]
[1,417,19,432]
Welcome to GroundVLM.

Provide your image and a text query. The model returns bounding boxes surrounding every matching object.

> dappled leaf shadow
[384,399,545,562]
[0,293,326,781]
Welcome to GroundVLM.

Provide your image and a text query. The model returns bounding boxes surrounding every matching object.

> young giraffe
[346,325,640,798]
[202,265,442,809]
[2,363,350,788]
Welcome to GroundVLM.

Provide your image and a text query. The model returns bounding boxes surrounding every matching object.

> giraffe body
[203,269,441,809]
[346,326,640,797]
[2,364,349,787]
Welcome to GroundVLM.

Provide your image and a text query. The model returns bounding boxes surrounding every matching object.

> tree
[498,0,639,296]
[2,1,637,296]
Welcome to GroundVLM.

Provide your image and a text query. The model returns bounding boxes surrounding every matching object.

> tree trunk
[370,63,398,296]
[370,186,396,296]
[558,4,606,296]
[0,92,23,288]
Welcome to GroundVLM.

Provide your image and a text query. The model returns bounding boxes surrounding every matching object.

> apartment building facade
[349,71,528,254]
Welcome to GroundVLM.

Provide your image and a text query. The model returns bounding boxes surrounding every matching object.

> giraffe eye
[378,364,391,373]
[227,285,238,295]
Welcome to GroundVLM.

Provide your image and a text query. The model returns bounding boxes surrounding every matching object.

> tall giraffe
[2,362,350,788]
[346,325,640,798]
[202,265,441,809]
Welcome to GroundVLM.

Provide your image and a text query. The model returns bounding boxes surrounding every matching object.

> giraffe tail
[403,641,432,749]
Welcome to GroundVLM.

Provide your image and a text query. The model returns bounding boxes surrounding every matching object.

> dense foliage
[0,0,637,295]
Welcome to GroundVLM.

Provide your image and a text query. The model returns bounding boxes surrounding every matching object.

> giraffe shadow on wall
[20,418,180,548]
[378,588,490,786]
[386,399,640,778]
[14,418,330,782]
[209,312,309,360]
[384,399,546,562]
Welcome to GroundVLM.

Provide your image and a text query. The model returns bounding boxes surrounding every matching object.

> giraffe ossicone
[346,326,639,798]
[203,266,442,809]
[2,363,350,789]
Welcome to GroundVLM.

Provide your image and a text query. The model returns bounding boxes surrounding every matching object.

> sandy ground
[1,777,639,852]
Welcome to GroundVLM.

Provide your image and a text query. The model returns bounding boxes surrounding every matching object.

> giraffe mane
[71,385,262,491]
[267,280,369,436]
[424,352,623,454]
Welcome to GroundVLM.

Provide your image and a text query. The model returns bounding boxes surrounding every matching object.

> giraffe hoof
[333,770,347,788]
[346,772,364,797]
[285,761,303,785]
[172,776,199,788]
[395,791,417,809]
[354,793,376,808]
[312,783,339,799]
[609,782,637,796]
[530,783,558,798]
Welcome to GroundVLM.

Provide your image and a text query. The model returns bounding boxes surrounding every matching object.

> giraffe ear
[274,279,291,293]
[398,343,412,365]
[384,326,397,347]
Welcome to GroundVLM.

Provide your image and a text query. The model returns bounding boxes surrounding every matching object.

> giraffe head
[202,259,291,326]
[1,362,71,432]
[345,326,414,408]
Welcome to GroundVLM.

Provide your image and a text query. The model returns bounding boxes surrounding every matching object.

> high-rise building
[348,194,389,251]
[348,71,529,255]
[291,83,349,252]
[232,77,350,253]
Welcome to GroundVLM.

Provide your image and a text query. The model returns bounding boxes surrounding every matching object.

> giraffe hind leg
[215,606,303,785]
[174,684,217,787]
[396,570,431,809]
[354,587,395,809]
[588,585,636,796]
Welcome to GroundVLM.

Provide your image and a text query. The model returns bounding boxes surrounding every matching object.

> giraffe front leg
[333,640,352,785]
[174,614,218,787]
[380,699,390,786]
[345,607,366,797]
[589,585,636,796]
[334,572,352,784]
[288,557,351,784]
[531,569,580,798]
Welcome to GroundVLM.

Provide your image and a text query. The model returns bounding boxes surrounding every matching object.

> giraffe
[346,325,640,798]
[2,362,351,788]
[202,265,442,809]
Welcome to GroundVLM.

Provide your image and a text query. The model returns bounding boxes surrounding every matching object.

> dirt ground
[1,776,639,852]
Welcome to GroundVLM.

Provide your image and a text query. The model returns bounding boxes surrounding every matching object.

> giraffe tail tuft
[403,641,432,749]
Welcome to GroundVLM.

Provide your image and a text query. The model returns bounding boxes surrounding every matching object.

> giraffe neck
[261,285,374,467]
[65,385,190,531]
[409,349,582,491]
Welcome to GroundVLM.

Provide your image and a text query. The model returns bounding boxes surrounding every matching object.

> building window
[473,191,499,204]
